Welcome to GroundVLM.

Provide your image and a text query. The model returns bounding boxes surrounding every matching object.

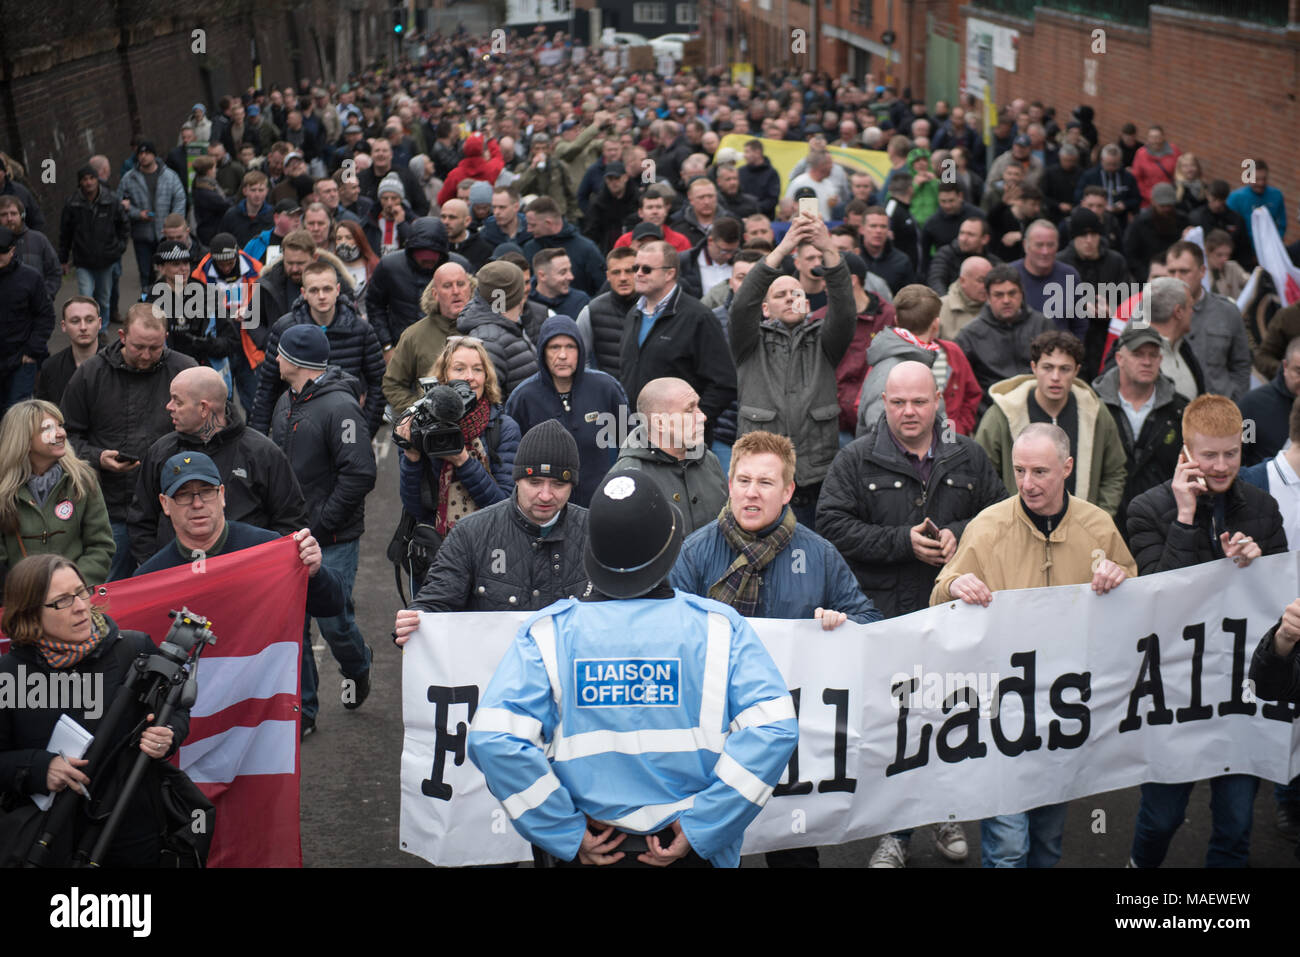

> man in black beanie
[393,419,591,616]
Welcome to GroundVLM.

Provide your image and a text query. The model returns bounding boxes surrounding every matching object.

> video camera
[397,379,477,458]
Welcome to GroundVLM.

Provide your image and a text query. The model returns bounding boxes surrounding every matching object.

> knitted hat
[1068,206,1102,237]
[512,419,579,486]
[209,233,239,261]
[476,260,528,311]
[378,172,406,200]
[1151,182,1177,207]
[468,180,493,205]
[278,324,330,371]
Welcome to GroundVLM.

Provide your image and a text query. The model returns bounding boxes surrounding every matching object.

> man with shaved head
[61,303,197,579]
[440,198,493,273]
[930,423,1135,869]
[819,359,1005,868]
[382,261,472,415]
[940,255,992,341]
[127,364,308,564]
[728,212,854,529]
[607,376,729,535]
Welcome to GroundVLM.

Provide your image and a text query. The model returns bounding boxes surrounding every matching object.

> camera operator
[148,240,239,387]
[0,554,189,866]
[393,420,589,628]
[133,451,343,738]
[394,336,521,539]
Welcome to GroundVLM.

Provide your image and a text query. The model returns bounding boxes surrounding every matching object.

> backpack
[387,417,503,605]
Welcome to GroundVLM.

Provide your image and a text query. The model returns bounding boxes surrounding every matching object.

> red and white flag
[2,538,308,867]
[1251,206,1300,307]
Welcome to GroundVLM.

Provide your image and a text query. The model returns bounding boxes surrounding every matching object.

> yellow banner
[717,134,891,195]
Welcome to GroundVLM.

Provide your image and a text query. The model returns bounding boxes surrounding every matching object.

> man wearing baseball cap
[120,140,187,293]
[135,449,347,739]
[1092,323,1188,539]
[463,469,797,868]
[244,198,304,264]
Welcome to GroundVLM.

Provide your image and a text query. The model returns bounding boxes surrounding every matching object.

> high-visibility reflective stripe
[714,752,774,806]
[471,707,544,747]
[502,769,563,820]
[603,795,696,833]
[531,616,562,706]
[698,612,730,735]
[552,725,723,762]
[729,694,796,732]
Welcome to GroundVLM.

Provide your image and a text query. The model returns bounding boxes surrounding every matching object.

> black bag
[0,795,47,867]
[152,760,215,868]
[388,416,502,604]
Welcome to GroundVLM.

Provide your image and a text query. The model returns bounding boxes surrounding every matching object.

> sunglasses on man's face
[635,264,669,274]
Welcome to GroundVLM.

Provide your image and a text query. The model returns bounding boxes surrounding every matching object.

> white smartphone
[1181,445,1207,489]
[798,196,820,219]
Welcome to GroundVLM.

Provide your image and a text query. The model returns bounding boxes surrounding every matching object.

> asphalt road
[50,250,1299,869]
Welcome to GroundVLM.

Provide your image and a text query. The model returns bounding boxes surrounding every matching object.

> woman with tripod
[0,554,188,866]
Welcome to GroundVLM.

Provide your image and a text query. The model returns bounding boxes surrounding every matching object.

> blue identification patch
[574,658,680,708]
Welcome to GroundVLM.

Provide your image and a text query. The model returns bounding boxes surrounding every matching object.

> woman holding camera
[395,336,520,534]
[0,554,189,866]
[0,400,114,592]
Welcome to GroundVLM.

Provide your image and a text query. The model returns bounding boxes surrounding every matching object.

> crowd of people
[1,24,1299,868]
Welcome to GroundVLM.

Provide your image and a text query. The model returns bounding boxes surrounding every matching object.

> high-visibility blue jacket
[467,591,798,868]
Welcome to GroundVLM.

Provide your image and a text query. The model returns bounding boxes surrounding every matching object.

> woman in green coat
[0,400,114,590]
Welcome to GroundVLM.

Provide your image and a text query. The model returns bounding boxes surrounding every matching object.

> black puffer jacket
[1125,478,1287,575]
[455,294,538,398]
[61,341,197,519]
[1093,369,1187,541]
[251,257,358,353]
[1250,620,1300,705]
[577,288,638,378]
[817,415,1007,618]
[251,298,386,436]
[269,366,376,545]
[0,258,54,372]
[127,401,308,564]
[411,496,591,612]
[364,218,459,349]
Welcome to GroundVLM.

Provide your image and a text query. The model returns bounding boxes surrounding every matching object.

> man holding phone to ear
[1124,394,1287,868]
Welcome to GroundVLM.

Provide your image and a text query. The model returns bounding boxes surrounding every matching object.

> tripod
[24,608,217,868]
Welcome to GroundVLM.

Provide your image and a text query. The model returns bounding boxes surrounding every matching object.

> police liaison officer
[463,471,799,867]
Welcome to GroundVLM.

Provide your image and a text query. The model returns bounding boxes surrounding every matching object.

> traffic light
[392,5,405,35]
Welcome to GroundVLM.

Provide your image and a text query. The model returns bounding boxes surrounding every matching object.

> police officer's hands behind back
[639,820,692,867]
[578,820,627,866]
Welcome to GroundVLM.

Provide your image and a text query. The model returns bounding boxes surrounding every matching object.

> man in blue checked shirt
[467,470,798,868]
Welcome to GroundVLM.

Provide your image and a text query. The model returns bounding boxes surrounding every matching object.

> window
[677,3,700,24]
[634,2,668,23]
[850,2,872,25]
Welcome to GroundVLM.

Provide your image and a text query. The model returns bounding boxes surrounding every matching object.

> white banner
[399,554,1300,866]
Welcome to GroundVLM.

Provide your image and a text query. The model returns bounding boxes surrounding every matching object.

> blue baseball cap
[161,451,222,497]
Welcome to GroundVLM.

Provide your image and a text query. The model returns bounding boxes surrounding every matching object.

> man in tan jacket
[930,422,1136,868]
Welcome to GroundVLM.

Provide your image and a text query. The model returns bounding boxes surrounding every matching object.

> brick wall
[0,0,381,221]
[960,5,1300,241]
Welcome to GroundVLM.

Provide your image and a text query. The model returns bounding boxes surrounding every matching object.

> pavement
[48,249,1299,868]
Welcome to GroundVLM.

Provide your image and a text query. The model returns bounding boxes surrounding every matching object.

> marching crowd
[1,24,1300,869]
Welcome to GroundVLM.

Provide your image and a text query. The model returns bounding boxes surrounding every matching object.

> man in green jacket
[380,262,471,416]
[974,329,1127,516]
